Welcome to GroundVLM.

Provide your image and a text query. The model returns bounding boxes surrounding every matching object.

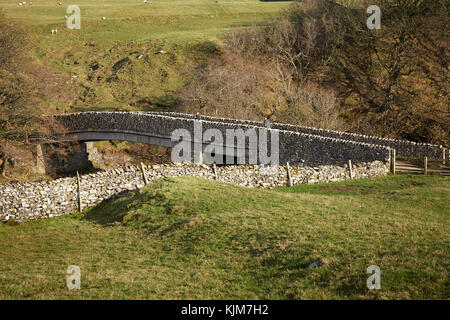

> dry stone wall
[272,123,445,161]
[152,112,446,160]
[0,161,388,222]
[55,112,391,166]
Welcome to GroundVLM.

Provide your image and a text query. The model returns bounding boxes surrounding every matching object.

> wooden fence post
[212,163,218,180]
[76,171,82,212]
[286,162,293,187]
[35,144,46,175]
[140,162,148,185]
[348,160,353,179]
[424,157,428,175]
[390,149,396,174]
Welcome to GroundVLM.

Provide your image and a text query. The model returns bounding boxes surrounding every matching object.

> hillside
[1,0,290,111]
[1,175,448,299]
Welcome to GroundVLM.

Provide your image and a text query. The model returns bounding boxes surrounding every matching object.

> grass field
[1,0,289,41]
[0,0,290,110]
[1,174,448,299]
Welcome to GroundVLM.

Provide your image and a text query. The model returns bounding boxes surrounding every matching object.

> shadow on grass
[80,189,138,226]
[80,178,190,235]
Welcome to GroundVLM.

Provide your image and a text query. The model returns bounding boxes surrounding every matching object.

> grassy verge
[0,174,448,299]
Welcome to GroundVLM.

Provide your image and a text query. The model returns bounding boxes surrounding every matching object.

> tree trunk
[0,156,7,177]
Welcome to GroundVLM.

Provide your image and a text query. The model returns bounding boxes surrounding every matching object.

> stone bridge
[41,111,446,172]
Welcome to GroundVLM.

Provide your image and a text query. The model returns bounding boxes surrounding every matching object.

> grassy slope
[0,0,290,110]
[2,0,288,40]
[0,174,448,299]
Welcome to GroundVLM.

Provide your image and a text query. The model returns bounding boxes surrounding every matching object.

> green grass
[1,174,448,299]
[2,0,289,41]
[0,0,290,110]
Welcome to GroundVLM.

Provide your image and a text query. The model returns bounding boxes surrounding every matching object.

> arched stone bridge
[50,111,446,167]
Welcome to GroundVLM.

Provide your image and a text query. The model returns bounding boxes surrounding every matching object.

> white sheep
[19,3,23,6]
[101,16,106,20]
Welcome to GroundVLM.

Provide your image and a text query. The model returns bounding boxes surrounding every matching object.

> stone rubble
[0,161,388,222]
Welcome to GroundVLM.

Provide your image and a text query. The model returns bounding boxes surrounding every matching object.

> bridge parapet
[150,112,445,160]
[54,111,392,166]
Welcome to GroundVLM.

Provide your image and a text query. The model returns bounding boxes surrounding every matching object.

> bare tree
[0,11,56,177]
